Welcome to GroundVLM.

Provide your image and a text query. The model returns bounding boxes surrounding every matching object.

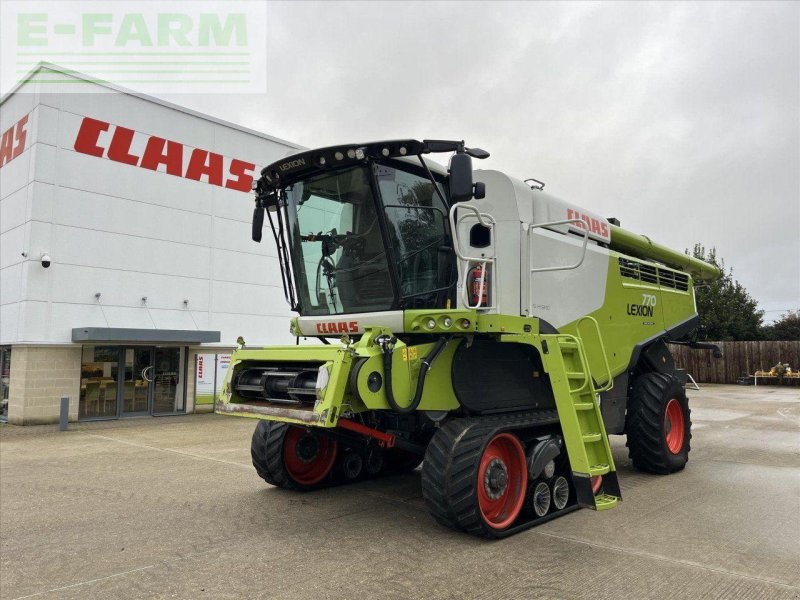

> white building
[0,64,299,424]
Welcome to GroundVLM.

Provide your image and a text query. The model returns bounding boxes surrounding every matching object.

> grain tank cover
[531,191,612,245]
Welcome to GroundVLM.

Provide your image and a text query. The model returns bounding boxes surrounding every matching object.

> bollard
[59,396,69,431]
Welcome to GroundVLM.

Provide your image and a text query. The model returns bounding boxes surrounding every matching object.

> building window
[1,347,11,421]
[80,346,121,419]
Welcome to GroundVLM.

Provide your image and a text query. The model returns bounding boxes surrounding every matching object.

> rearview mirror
[448,153,474,203]
[252,205,264,242]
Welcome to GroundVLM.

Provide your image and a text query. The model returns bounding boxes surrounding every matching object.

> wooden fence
[668,341,800,384]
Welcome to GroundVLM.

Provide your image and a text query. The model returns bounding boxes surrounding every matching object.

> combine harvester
[217,140,720,537]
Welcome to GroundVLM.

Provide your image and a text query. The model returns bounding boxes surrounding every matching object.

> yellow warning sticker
[408,347,418,360]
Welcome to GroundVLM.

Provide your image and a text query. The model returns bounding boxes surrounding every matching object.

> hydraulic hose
[380,336,450,414]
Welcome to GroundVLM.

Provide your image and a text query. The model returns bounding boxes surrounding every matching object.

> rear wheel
[251,421,338,490]
[626,372,691,474]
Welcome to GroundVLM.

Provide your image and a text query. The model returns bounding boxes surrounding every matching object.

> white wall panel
[0,263,22,305]
[32,143,56,185]
[212,187,259,224]
[0,303,19,341]
[211,280,288,317]
[209,313,294,347]
[0,185,28,234]
[0,150,32,200]
[18,301,48,342]
[54,148,216,216]
[34,105,59,148]
[44,301,112,343]
[26,263,210,311]
[28,182,54,222]
[0,224,25,269]
[147,308,200,331]
[53,186,212,247]
[51,225,211,279]
[212,247,282,287]
[212,216,276,257]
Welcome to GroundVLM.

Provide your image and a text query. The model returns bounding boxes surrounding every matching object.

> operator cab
[252,140,489,317]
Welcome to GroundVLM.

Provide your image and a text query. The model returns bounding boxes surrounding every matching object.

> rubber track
[421,410,574,538]
[251,420,424,491]
[625,372,692,474]
[251,420,301,489]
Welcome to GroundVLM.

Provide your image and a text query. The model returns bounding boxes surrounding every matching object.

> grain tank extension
[217,139,720,537]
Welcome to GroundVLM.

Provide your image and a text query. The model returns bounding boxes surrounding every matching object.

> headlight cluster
[315,365,331,403]
[417,314,473,332]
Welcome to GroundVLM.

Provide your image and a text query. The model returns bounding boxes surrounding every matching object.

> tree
[688,244,764,341]
[762,312,800,341]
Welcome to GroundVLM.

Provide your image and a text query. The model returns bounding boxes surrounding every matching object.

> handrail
[576,316,614,393]
[449,204,496,310]
[528,218,590,273]
[448,204,495,262]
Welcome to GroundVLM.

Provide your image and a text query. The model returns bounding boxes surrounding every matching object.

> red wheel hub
[283,426,337,485]
[477,433,527,530]
[664,398,685,454]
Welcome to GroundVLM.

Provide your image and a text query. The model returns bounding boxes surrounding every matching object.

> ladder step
[594,494,619,511]
[566,371,585,379]
[574,402,594,411]
[559,341,579,350]
[582,433,602,443]
[589,463,610,476]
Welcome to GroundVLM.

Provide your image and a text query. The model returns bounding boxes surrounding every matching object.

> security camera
[40,253,51,268]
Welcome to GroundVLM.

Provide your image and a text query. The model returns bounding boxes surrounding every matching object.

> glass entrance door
[80,345,186,420]
[122,347,152,416]
[152,347,185,414]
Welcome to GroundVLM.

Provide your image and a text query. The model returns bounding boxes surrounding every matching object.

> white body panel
[0,66,301,347]
[453,170,609,326]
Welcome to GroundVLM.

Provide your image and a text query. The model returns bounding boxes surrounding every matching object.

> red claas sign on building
[0,114,29,168]
[73,116,257,192]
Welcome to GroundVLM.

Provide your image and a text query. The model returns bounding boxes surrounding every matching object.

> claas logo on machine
[567,208,609,239]
[316,321,359,334]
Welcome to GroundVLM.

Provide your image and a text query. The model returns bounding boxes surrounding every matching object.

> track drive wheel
[626,372,691,474]
[251,421,338,490]
[422,421,527,537]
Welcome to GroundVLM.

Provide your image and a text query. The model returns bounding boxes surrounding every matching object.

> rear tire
[250,421,338,490]
[626,372,691,474]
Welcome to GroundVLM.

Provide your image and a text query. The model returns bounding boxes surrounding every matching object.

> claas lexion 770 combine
[216,139,721,537]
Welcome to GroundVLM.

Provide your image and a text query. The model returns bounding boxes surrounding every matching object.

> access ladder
[540,332,621,511]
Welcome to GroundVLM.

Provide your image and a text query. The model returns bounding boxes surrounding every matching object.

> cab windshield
[284,163,452,316]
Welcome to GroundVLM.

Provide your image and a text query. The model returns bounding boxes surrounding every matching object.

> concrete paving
[1,384,798,600]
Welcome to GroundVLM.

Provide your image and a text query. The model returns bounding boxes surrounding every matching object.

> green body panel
[560,252,697,385]
[353,339,461,411]
[610,224,720,281]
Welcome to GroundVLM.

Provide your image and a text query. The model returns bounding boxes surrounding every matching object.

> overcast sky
[55,2,800,319]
